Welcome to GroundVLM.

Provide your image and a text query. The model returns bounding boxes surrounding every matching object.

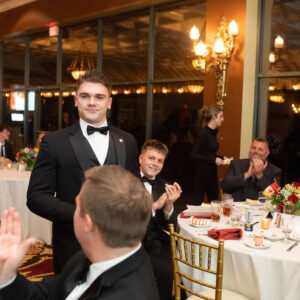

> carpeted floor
[18,242,54,281]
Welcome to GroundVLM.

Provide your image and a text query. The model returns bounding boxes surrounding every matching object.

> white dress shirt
[79,119,109,165]
[66,243,141,300]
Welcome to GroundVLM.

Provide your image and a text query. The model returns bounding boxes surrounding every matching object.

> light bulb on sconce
[189,17,238,107]
[269,35,284,64]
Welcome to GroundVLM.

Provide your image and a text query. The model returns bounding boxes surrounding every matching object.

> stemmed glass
[281,214,294,244]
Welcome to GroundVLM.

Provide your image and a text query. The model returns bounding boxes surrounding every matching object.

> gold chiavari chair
[169,224,250,300]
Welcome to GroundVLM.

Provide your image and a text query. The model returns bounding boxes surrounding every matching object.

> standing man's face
[249,141,269,162]
[0,129,10,141]
[139,149,166,178]
[75,81,112,126]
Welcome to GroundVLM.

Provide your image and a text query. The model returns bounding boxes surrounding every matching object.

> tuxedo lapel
[69,123,100,172]
[63,256,91,298]
[110,128,126,168]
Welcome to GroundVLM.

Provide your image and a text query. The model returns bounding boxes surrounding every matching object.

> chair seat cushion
[187,288,250,300]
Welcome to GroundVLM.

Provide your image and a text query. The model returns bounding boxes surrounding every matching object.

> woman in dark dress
[191,105,226,205]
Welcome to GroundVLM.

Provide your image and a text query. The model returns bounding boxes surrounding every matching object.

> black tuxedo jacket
[27,122,138,273]
[3,141,14,161]
[0,247,159,300]
[221,158,282,202]
[142,177,177,255]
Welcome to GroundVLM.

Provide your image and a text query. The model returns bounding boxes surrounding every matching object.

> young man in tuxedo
[221,138,282,201]
[27,71,139,274]
[0,124,14,162]
[0,165,159,300]
[139,139,182,300]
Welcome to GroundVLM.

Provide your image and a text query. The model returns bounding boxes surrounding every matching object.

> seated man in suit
[0,165,159,300]
[0,124,14,163]
[221,138,282,202]
[139,139,182,300]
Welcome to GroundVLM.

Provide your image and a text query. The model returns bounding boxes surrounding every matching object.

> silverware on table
[286,241,299,252]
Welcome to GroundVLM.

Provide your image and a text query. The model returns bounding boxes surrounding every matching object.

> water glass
[281,214,294,243]
[211,201,221,222]
[231,207,242,227]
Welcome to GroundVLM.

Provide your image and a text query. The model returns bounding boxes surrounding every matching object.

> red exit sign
[49,25,59,37]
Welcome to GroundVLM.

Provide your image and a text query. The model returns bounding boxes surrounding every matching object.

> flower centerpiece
[16,147,38,170]
[266,182,300,215]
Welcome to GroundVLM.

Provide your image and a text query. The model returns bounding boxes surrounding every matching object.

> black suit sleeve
[27,135,75,223]
[221,160,246,192]
[125,133,139,175]
[5,142,15,161]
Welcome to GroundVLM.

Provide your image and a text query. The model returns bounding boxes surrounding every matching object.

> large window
[257,0,300,183]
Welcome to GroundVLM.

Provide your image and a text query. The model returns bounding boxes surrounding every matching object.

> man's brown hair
[141,139,169,157]
[77,71,111,95]
[79,165,152,248]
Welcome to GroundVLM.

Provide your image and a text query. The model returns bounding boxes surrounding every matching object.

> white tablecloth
[0,170,52,244]
[178,209,300,300]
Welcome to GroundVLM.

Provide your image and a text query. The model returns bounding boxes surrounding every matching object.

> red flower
[17,153,22,158]
[276,203,284,213]
[274,190,280,195]
[293,182,300,188]
[289,194,298,204]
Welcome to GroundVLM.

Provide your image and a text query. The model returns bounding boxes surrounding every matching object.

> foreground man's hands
[0,208,35,286]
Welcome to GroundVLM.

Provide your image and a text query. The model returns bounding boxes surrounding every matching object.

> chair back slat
[208,247,212,270]
[169,224,224,300]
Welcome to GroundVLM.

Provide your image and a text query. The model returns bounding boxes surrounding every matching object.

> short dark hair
[0,124,11,132]
[141,139,169,157]
[77,71,111,95]
[253,138,269,150]
[79,165,152,248]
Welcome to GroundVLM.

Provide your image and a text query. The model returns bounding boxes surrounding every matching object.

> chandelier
[189,17,238,107]
[68,41,96,80]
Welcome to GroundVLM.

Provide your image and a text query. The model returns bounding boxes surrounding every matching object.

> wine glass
[281,214,294,244]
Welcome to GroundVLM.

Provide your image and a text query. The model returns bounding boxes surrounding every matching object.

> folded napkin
[208,228,243,240]
[180,204,211,219]
[180,212,211,219]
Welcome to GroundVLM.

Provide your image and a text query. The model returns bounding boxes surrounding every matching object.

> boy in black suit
[27,71,139,274]
[0,165,159,300]
[139,139,182,300]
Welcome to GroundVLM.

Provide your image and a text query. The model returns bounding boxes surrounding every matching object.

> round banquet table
[0,169,52,244]
[178,206,300,300]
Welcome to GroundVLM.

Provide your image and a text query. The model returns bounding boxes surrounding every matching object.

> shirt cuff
[164,207,174,220]
[0,274,17,289]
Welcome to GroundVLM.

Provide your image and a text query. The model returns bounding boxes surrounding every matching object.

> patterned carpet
[18,242,54,281]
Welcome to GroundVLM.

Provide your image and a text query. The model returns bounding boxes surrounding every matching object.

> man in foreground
[27,71,139,273]
[0,165,158,300]
[138,139,182,300]
[221,138,282,202]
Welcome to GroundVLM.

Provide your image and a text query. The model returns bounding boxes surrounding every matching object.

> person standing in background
[191,105,228,205]
[0,124,14,162]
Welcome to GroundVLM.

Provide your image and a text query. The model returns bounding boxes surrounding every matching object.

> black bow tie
[87,125,109,136]
[141,176,157,186]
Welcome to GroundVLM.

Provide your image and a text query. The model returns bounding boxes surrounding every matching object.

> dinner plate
[244,240,271,249]
[289,233,300,242]
[262,231,284,241]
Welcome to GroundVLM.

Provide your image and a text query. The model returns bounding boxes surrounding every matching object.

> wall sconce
[269,35,284,63]
[190,17,238,107]
[68,41,96,80]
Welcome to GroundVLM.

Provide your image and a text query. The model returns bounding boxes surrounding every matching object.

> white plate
[189,219,211,228]
[262,232,284,241]
[289,233,300,242]
[244,240,271,249]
